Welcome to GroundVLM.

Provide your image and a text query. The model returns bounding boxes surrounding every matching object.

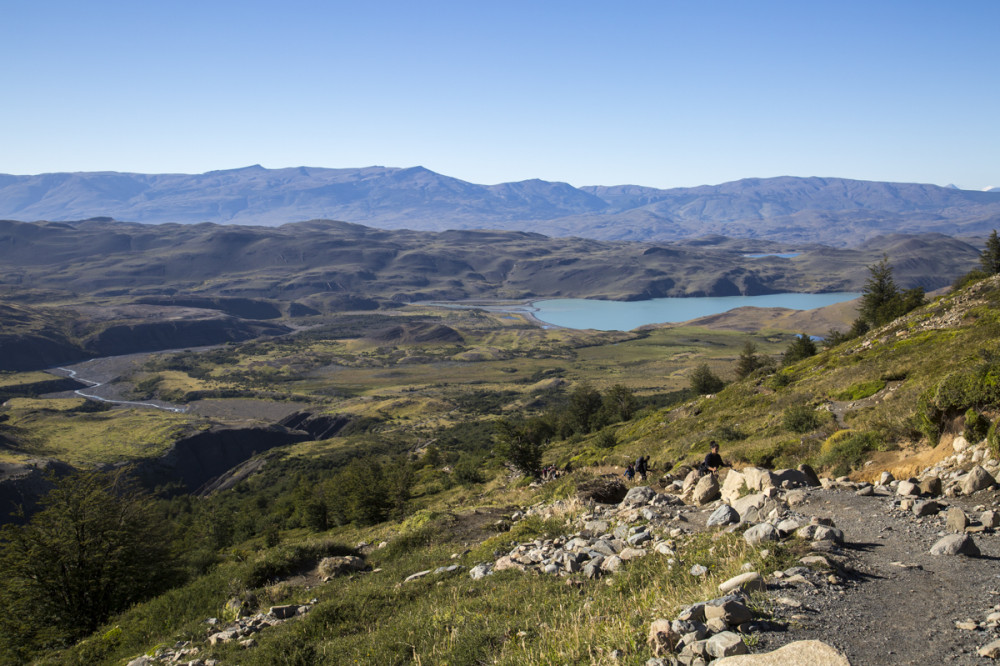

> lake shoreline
[421,292,862,332]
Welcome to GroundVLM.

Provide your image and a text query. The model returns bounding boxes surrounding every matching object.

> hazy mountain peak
[0,166,999,246]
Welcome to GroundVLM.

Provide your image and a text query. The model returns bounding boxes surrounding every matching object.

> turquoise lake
[530,293,860,331]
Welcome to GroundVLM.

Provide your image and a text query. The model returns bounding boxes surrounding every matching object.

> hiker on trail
[635,455,649,482]
[624,463,635,482]
[699,441,726,475]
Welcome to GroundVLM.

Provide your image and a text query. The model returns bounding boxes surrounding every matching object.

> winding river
[54,362,187,413]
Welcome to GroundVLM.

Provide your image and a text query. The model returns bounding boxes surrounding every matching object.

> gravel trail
[755,487,1000,664]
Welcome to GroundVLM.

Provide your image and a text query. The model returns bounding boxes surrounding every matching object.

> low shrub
[237,540,352,589]
[964,408,991,443]
[988,420,1000,460]
[594,428,618,449]
[816,429,884,475]
[783,404,820,433]
[766,372,793,390]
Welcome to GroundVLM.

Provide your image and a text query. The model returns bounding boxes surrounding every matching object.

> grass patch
[833,379,886,401]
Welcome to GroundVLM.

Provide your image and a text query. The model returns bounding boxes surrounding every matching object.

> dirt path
[753,487,1000,664]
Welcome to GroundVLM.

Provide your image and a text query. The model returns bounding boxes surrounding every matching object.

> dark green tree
[823,328,850,349]
[782,333,817,366]
[326,457,413,526]
[858,254,900,327]
[980,229,1000,275]
[602,384,637,422]
[493,418,551,477]
[0,471,175,655]
[734,340,765,379]
[855,255,925,330]
[689,363,725,395]
[567,383,604,434]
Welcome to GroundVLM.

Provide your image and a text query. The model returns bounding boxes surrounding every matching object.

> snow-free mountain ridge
[2,166,999,246]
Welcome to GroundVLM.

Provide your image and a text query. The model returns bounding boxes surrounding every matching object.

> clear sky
[2,1,998,190]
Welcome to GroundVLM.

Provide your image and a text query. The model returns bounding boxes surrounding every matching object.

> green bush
[783,404,820,433]
[238,540,352,589]
[914,389,944,445]
[817,430,885,475]
[766,372,793,390]
[964,408,991,443]
[594,428,619,449]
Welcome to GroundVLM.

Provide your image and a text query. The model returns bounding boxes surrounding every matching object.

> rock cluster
[647,592,755,664]
[473,486,694,580]
[473,467,824,583]
[915,436,1000,498]
[125,603,316,665]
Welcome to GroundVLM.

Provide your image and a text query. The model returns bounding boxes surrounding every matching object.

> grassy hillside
[5,274,1000,664]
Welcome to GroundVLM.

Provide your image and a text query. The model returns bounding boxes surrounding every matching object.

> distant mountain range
[1,166,999,246]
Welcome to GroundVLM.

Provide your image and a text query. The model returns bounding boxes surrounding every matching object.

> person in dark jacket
[700,441,725,475]
[635,455,649,482]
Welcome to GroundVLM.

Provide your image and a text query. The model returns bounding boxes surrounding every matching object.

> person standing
[635,455,649,482]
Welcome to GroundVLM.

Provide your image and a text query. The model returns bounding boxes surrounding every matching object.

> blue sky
[2,1,998,189]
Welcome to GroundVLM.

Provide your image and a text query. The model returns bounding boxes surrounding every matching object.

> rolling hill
[0,219,978,308]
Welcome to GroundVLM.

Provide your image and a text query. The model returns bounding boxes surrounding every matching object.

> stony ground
[746,486,1000,664]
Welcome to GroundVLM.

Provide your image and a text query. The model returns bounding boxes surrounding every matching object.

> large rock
[318,555,366,577]
[713,640,851,665]
[269,604,301,619]
[721,467,777,502]
[896,480,920,496]
[912,500,942,517]
[962,466,995,495]
[704,599,753,626]
[796,463,821,486]
[721,469,749,503]
[744,523,779,546]
[979,639,1000,659]
[682,469,702,494]
[773,468,818,488]
[946,507,969,533]
[918,477,942,497]
[623,485,657,507]
[731,492,767,518]
[706,631,749,658]
[469,563,493,580]
[930,534,980,557]
[707,504,741,527]
[719,572,766,594]
[692,474,721,506]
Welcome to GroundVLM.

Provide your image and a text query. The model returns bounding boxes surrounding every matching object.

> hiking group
[624,442,727,484]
